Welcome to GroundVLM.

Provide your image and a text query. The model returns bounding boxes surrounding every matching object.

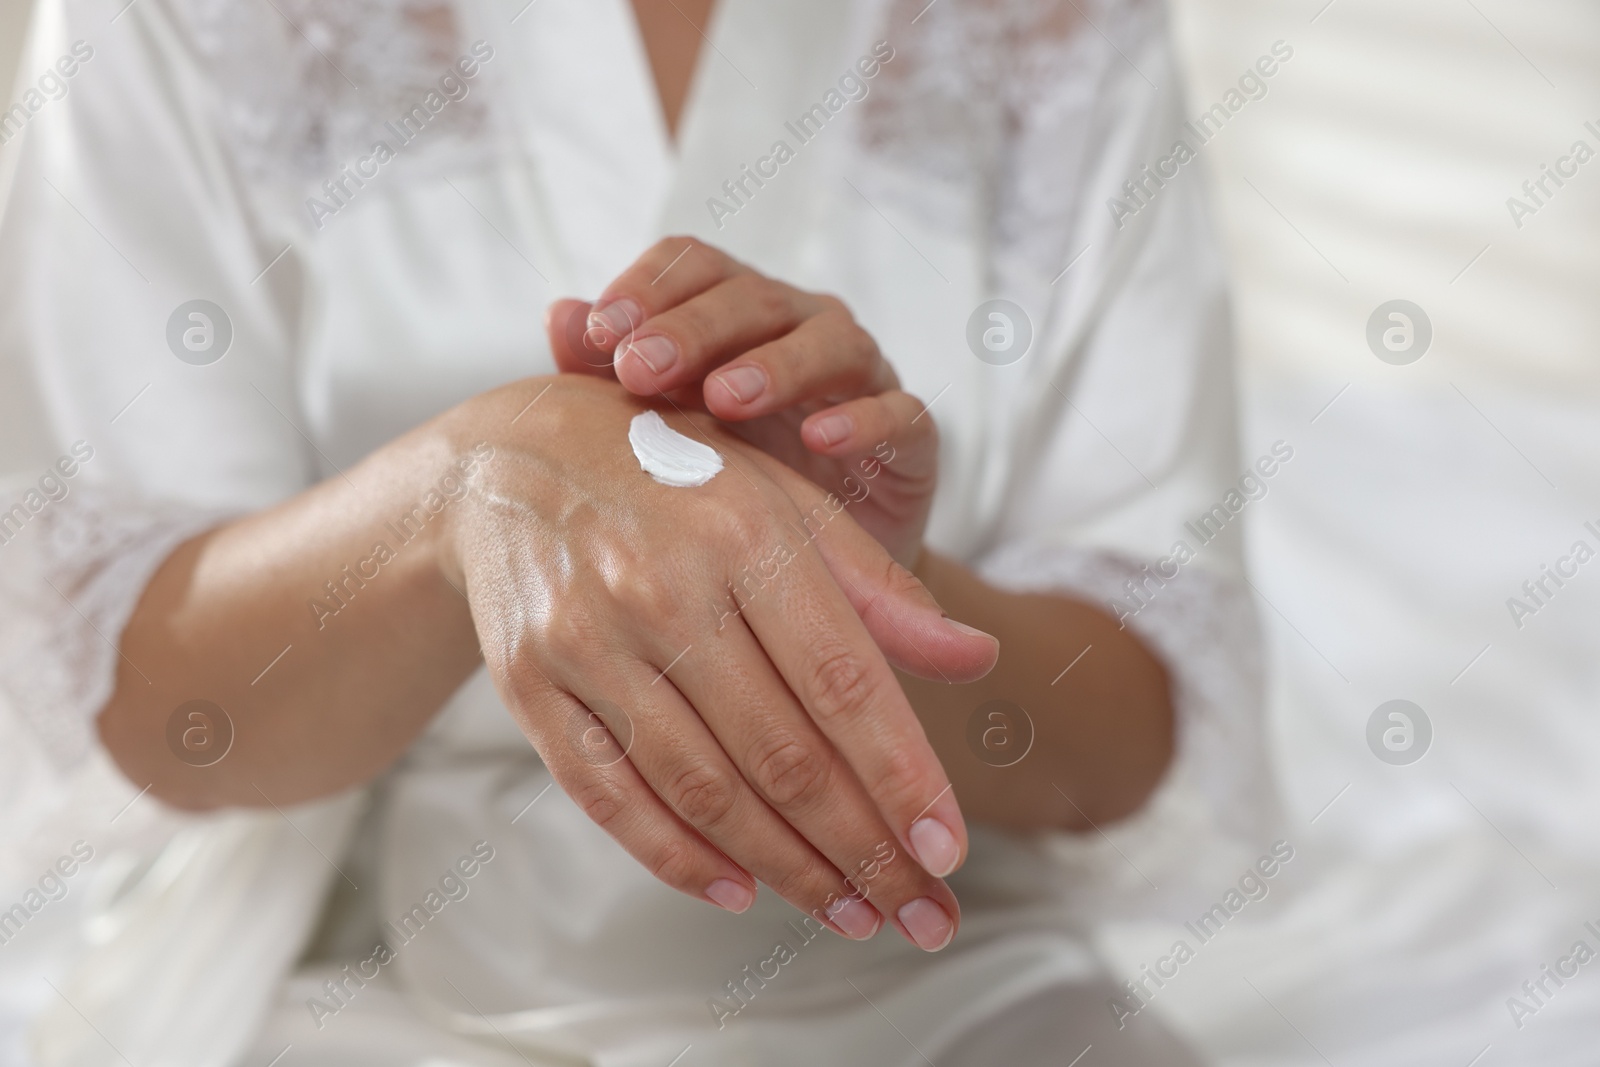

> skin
[102,376,997,951]
[98,1,1175,959]
[554,238,1176,832]
[610,0,1174,831]
[629,0,716,139]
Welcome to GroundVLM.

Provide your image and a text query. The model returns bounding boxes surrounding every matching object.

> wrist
[428,373,600,589]
[424,378,548,589]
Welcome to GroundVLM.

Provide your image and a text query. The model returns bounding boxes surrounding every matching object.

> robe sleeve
[968,41,1282,916]
[0,4,355,1066]
[0,0,314,770]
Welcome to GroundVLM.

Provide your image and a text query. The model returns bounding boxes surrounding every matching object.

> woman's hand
[542,244,1177,839]
[545,237,935,569]
[437,375,996,950]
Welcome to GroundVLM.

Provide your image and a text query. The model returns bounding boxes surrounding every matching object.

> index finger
[585,236,750,352]
[546,298,707,411]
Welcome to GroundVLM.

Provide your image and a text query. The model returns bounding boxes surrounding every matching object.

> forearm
[98,408,486,811]
[901,550,1175,832]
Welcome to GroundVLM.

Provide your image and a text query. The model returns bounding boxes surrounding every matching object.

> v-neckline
[624,0,724,163]
[651,0,865,243]
[627,0,720,151]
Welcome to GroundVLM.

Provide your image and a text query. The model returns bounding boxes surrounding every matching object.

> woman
[0,0,1272,1063]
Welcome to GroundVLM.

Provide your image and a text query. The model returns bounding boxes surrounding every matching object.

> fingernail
[944,618,996,642]
[811,412,855,447]
[909,817,961,877]
[713,365,768,404]
[827,894,882,940]
[587,297,641,344]
[705,878,755,914]
[621,333,678,374]
[897,897,955,952]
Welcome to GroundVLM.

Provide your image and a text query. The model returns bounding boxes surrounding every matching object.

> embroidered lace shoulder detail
[859,0,1163,277]
[180,0,496,190]
[0,487,229,768]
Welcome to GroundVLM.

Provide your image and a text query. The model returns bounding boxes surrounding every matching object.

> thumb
[828,545,1000,684]
[764,461,998,683]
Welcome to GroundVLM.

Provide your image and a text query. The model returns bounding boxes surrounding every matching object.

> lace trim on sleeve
[0,488,230,770]
[973,540,1282,913]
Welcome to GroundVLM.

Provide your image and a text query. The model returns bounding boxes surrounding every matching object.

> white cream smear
[629,410,723,487]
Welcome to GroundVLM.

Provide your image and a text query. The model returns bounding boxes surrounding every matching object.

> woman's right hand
[436,374,997,951]
[546,237,938,570]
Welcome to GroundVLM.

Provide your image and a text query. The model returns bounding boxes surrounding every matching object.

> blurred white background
[1174,0,1600,849]
[0,2,25,92]
[2,0,1597,1063]
[1110,1,1600,1064]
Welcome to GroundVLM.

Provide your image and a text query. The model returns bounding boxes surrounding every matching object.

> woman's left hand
[545,237,936,569]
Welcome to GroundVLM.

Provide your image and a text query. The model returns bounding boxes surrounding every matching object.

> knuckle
[815,307,885,385]
[758,283,795,323]
[645,840,700,890]
[615,568,678,621]
[665,300,717,350]
[769,860,833,908]
[654,234,706,263]
[842,317,874,350]
[728,272,790,320]
[542,603,612,661]
[570,775,626,833]
[714,499,776,556]
[839,354,878,393]
[666,761,739,828]
[869,745,932,816]
[748,735,831,808]
[815,291,851,318]
[850,325,885,371]
[805,644,878,727]
[496,651,550,713]
[847,332,888,384]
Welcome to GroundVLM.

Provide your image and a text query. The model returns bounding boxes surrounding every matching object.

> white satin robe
[0,0,1273,1064]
